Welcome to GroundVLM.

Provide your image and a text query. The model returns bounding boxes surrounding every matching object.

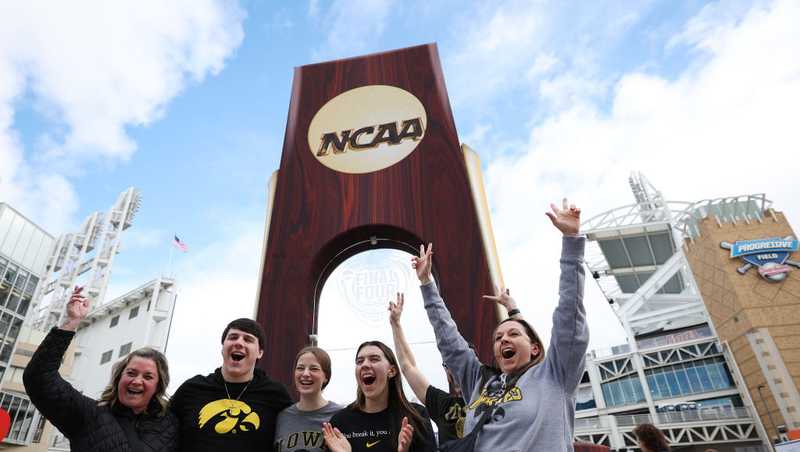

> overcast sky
[2,0,799,401]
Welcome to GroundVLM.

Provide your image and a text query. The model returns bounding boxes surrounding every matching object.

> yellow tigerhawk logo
[468,386,523,410]
[198,399,260,434]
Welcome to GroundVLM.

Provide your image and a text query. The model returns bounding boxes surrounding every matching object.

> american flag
[172,235,188,252]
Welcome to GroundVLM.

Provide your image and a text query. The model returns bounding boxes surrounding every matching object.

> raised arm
[413,244,482,399]
[544,199,589,391]
[389,293,431,403]
[482,286,523,320]
[23,287,95,437]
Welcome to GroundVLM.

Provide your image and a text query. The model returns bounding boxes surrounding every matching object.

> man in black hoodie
[170,318,292,452]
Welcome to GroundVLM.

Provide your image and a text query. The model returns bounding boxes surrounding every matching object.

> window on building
[119,342,132,357]
[3,264,17,286]
[129,306,139,319]
[576,385,597,410]
[601,374,645,407]
[13,270,28,292]
[6,293,20,311]
[17,295,31,316]
[32,414,46,443]
[0,313,11,336]
[8,318,22,341]
[100,350,113,364]
[110,315,119,328]
[645,356,734,400]
[0,283,9,308]
[24,275,38,296]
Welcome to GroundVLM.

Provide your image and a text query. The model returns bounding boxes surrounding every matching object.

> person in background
[325,340,436,452]
[170,318,292,452]
[274,346,342,452]
[413,198,588,451]
[24,286,178,452]
[388,292,466,446]
[633,423,671,452]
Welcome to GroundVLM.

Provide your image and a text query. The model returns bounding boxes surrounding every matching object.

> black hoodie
[170,368,292,452]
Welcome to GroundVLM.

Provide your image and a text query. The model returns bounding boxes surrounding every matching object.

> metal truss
[596,356,635,382]
[640,339,720,368]
[575,432,611,448]
[620,420,760,448]
[581,173,772,337]
[29,187,141,330]
[575,409,762,449]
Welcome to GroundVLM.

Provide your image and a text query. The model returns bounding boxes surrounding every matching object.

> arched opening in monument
[313,230,449,405]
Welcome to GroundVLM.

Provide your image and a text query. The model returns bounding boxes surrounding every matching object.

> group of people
[23,199,594,452]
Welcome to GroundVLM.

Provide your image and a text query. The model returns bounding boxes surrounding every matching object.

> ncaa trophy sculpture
[255,44,504,385]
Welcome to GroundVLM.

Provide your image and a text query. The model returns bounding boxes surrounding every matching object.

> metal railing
[576,407,754,432]
[615,407,753,427]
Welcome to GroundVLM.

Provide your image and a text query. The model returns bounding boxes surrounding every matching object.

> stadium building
[0,203,55,447]
[0,188,179,451]
[573,173,799,451]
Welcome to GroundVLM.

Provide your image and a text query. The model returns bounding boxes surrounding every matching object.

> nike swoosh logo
[366,440,381,448]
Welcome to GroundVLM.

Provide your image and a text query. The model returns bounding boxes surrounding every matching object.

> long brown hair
[350,341,430,449]
[633,423,670,451]
[98,347,170,416]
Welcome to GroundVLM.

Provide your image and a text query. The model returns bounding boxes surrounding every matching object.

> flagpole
[167,241,174,278]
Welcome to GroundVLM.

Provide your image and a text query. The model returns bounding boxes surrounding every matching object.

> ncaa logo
[308,85,427,174]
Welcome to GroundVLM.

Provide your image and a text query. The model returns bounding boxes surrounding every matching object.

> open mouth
[361,374,376,386]
[297,379,314,387]
[501,347,516,359]
[126,387,144,396]
[231,351,246,362]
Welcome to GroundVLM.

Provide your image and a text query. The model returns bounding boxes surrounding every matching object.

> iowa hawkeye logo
[198,399,260,434]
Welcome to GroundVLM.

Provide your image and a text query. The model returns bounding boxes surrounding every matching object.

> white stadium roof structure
[581,172,773,339]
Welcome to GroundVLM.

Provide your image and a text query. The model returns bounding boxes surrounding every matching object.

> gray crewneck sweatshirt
[421,236,588,452]
[274,401,343,452]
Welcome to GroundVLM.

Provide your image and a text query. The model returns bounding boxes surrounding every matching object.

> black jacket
[23,327,178,452]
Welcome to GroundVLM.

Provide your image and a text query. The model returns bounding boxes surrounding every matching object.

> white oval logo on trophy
[308,85,427,174]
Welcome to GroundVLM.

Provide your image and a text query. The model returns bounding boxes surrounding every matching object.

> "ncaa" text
[316,118,424,156]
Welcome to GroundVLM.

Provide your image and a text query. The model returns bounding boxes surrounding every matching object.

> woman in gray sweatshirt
[412,199,588,452]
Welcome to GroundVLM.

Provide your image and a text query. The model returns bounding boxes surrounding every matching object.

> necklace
[224,379,252,406]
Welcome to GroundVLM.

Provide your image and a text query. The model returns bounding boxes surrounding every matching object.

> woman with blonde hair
[274,346,342,452]
[24,287,178,452]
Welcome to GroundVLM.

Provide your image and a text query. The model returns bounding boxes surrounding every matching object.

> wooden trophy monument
[255,43,504,385]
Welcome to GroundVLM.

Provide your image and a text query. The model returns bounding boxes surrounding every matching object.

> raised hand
[545,198,581,236]
[388,293,404,326]
[411,243,433,284]
[322,422,352,452]
[482,286,518,314]
[62,286,89,331]
[397,417,414,452]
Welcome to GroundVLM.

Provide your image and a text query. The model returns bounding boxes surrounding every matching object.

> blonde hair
[98,347,170,416]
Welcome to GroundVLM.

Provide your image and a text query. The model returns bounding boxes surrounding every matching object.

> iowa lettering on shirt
[274,430,324,451]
